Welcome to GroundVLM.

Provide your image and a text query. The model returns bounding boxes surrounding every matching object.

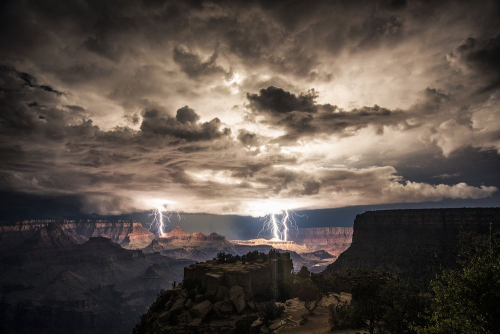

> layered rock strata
[0,219,155,250]
[292,227,353,257]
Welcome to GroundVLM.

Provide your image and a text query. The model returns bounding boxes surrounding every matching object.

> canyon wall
[293,227,353,257]
[0,219,155,250]
[325,208,500,285]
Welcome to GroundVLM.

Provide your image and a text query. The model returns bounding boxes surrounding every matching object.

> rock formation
[0,219,155,250]
[143,226,236,262]
[325,208,500,285]
[134,252,294,333]
[184,252,293,302]
[292,227,353,257]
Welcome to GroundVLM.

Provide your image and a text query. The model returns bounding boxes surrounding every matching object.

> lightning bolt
[258,209,307,241]
[148,201,181,237]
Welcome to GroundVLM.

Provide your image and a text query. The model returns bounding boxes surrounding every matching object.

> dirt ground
[273,293,366,334]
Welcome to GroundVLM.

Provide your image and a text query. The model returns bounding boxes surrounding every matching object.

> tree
[296,277,323,315]
[328,295,361,331]
[297,266,311,279]
[423,231,500,333]
[380,280,429,333]
[351,280,385,334]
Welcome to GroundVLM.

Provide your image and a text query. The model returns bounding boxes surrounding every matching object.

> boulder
[247,301,256,311]
[170,297,186,313]
[195,294,204,303]
[214,300,234,316]
[189,318,203,327]
[215,285,229,301]
[185,299,194,309]
[229,285,246,314]
[158,311,171,324]
[190,300,213,319]
[249,319,263,334]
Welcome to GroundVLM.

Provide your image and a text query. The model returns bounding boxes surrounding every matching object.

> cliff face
[293,227,353,257]
[0,219,155,250]
[326,208,500,285]
[143,227,235,262]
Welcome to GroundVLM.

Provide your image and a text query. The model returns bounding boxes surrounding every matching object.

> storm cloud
[0,0,499,216]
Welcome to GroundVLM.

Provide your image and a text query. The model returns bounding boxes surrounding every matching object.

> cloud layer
[0,0,499,216]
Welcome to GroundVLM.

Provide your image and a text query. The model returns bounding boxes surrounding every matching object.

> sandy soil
[273,293,365,334]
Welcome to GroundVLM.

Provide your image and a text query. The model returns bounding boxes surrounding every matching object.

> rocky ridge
[0,219,155,250]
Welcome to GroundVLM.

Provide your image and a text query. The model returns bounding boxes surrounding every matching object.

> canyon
[0,219,155,250]
[0,223,192,334]
[292,227,353,257]
[0,220,351,333]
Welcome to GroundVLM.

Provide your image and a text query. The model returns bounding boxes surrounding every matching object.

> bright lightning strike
[258,210,306,241]
[148,200,181,237]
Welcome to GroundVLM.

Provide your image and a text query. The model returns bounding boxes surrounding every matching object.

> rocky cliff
[325,208,500,285]
[134,252,294,333]
[0,219,155,250]
[293,227,353,257]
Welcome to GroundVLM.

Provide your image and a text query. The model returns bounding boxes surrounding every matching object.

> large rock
[169,297,186,313]
[195,294,204,303]
[190,300,213,319]
[229,285,246,314]
[158,311,171,324]
[214,300,234,316]
[250,319,263,334]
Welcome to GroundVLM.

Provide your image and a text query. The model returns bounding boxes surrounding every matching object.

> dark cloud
[176,106,200,123]
[449,35,500,92]
[0,0,499,216]
[246,86,410,140]
[301,181,320,196]
[0,65,63,95]
[124,113,140,125]
[140,106,231,141]
[173,46,229,79]
[247,86,318,114]
[237,129,260,146]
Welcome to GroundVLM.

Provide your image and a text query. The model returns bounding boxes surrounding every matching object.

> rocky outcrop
[134,252,293,334]
[0,219,155,250]
[325,208,500,285]
[184,253,293,302]
[292,227,353,257]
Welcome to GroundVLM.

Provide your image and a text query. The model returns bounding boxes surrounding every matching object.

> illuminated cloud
[0,0,499,216]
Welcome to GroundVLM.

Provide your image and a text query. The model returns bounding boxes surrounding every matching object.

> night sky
[1,0,499,228]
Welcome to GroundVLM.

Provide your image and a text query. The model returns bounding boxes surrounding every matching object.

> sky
[1,0,500,223]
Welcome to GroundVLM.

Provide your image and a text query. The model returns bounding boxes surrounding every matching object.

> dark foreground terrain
[0,223,192,333]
